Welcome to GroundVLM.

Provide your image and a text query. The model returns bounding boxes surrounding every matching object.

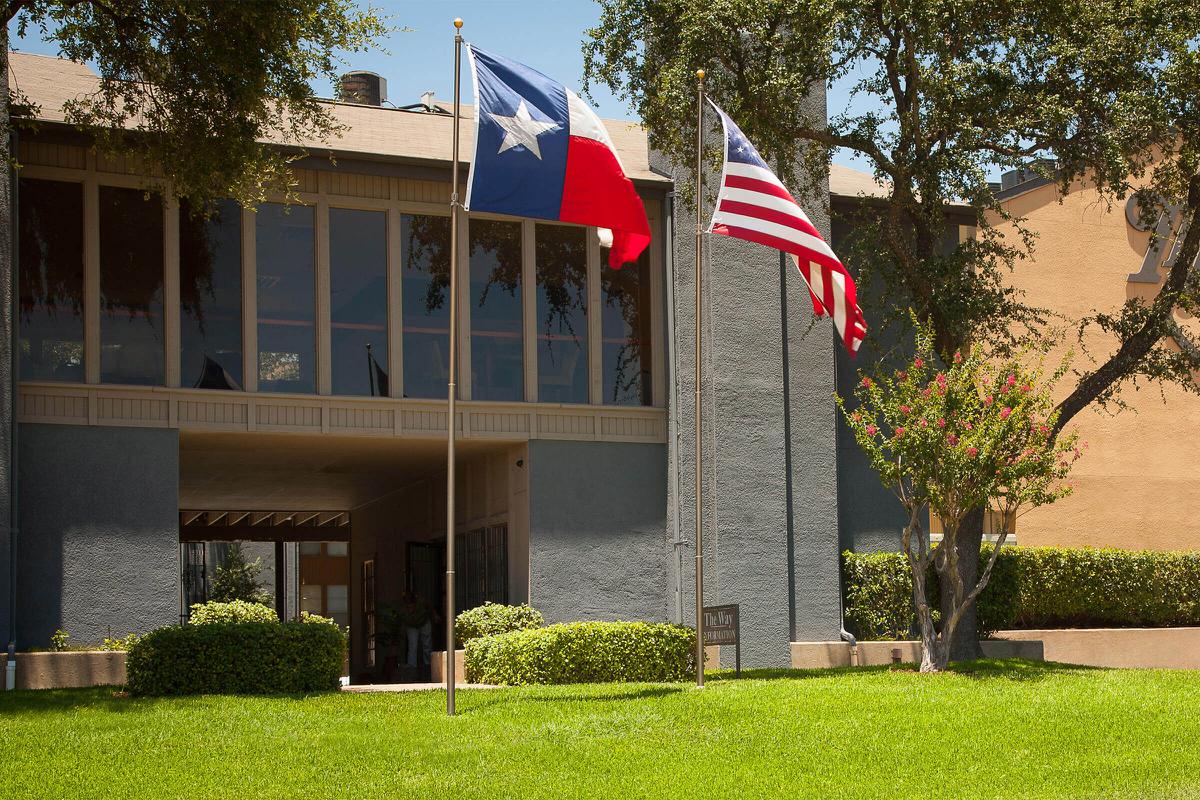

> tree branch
[1053,173,1200,433]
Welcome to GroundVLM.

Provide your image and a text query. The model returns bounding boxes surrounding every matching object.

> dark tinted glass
[469,219,523,402]
[401,214,451,399]
[535,224,588,404]
[601,248,653,405]
[18,178,84,381]
[180,199,242,390]
[330,208,388,396]
[256,203,315,393]
[99,186,164,385]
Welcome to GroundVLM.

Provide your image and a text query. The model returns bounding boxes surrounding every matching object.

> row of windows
[17,178,654,406]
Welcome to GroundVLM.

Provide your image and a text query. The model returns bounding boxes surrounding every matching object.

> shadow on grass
[0,686,343,717]
[706,658,1100,684]
[458,683,686,714]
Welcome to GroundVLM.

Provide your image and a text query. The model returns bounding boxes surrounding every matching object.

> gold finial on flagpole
[696,68,706,81]
[454,17,463,29]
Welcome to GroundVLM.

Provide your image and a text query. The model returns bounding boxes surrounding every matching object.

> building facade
[1,52,847,678]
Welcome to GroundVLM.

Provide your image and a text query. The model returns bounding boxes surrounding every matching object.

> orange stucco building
[995,175,1200,551]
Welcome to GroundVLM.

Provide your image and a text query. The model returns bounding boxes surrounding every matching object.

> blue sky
[9,0,871,173]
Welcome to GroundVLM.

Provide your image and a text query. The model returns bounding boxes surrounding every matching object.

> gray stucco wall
[655,83,842,668]
[527,440,669,624]
[15,424,180,648]
[1,56,14,653]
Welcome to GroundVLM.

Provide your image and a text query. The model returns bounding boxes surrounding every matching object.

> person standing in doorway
[399,590,433,678]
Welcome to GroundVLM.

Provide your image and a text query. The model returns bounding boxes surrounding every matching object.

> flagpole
[445,16,464,717]
[694,68,706,689]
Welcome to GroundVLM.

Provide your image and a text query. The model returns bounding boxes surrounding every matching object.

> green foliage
[208,544,272,606]
[843,547,1018,640]
[125,618,345,696]
[99,633,142,652]
[843,546,1200,639]
[455,602,544,644]
[189,600,279,626]
[8,1,390,208]
[464,621,696,686]
[49,629,70,652]
[1012,548,1200,629]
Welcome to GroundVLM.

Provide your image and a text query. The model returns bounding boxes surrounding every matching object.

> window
[18,178,84,382]
[600,248,653,405]
[180,199,243,390]
[326,584,349,629]
[330,208,388,396]
[99,186,164,385]
[455,525,508,611]
[326,541,348,557]
[535,224,588,403]
[469,219,523,401]
[257,203,315,393]
[300,584,323,615]
[401,214,451,399]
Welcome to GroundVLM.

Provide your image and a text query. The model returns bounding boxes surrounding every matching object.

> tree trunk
[941,506,985,661]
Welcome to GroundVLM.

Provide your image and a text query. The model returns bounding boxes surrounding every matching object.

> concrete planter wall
[996,627,1200,669]
[16,651,127,690]
[791,639,1045,668]
[430,649,466,685]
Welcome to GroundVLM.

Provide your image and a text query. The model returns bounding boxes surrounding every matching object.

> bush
[126,618,345,696]
[843,545,1019,640]
[843,546,1200,640]
[100,633,141,652]
[455,602,543,644]
[189,600,279,625]
[1012,547,1200,629]
[464,621,695,686]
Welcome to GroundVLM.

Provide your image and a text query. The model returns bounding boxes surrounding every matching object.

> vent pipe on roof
[337,71,387,106]
[420,91,436,109]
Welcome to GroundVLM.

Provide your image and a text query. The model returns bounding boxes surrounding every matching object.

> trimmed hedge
[842,545,1018,640]
[464,621,695,685]
[843,546,1200,640]
[455,602,544,644]
[189,600,278,625]
[126,618,345,696]
[1013,548,1200,628]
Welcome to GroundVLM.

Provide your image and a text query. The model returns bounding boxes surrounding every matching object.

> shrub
[100,633,141,652]
[189,600,279,625]
[465,621,695,685]
[209,542,272,605]
[843,545,1019,640]
[1011,547,1200,629]
[843,546,1200,639]
[455,602,544,644]
[49,629,71,652]
[126,618,345,696]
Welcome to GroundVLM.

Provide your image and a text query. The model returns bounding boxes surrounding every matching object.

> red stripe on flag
[711,223,847,276]
[718,198,825,241]
[724,174,797,204]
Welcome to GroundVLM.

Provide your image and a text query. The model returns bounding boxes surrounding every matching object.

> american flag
[707,100,867,355]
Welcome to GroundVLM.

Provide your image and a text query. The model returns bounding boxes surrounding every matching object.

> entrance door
[407,541,445,651]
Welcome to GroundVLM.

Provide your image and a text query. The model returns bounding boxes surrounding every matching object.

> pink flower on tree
[935,372,947,386]
[1006,374,1017,388]
[895,426,906,437]
[913,358,925,369]
[936,418,946,428]
[967,446,979,457]
[900,404,911,415]
[953,350,963,364]
[851,412,862,423]
[984,395,994,406]
[1000,407,1012,420]
[919,419,929,428]
[947,433,959,446]
[860,376,873,388]
[866,424,878,435]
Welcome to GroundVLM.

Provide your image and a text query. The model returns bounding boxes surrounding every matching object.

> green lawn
[3,660,1199,799]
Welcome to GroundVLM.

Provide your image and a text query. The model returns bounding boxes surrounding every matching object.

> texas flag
[465,45,651,268]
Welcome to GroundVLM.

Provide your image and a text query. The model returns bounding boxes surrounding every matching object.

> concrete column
[654,82,840,668]
[0,49,15,653]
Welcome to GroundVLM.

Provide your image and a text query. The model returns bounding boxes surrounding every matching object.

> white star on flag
[488,99,559,160]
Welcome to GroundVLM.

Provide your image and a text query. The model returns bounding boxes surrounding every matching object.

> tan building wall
[996,181,1200,550]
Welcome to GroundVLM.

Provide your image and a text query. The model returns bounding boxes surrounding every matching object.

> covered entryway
[178,430,529,684]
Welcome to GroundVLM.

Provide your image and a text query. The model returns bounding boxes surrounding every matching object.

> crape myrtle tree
[839,324,1081,671]
[585,0,1200,659]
